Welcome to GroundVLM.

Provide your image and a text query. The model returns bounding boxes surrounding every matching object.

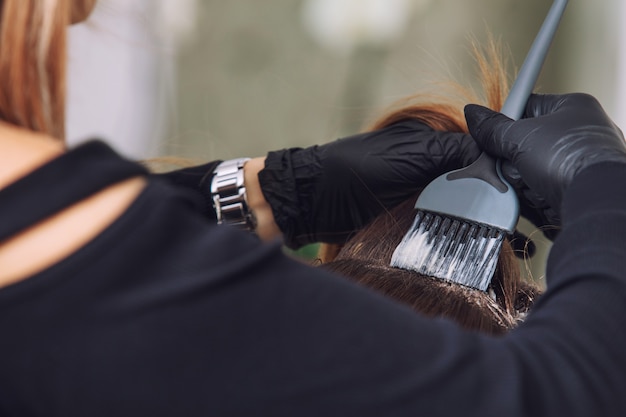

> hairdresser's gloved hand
[465,93,626,238]
[258,120,481,248]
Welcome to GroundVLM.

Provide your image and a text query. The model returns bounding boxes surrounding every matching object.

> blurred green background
[66,0,626,286]
[168,0,623,159]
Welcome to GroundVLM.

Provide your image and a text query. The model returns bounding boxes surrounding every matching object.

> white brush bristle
[390,210,505,291]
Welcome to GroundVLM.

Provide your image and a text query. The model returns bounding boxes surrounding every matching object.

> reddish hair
[0,0,71,139]
[318,38,540,335]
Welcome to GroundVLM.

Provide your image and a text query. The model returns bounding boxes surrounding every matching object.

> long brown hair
[319,38,541,335]
[0,0,70,139]
[322,198,538,335]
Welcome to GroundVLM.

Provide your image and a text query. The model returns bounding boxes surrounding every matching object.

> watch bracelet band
[210,158,256,231]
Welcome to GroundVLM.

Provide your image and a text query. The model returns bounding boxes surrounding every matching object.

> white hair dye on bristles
[390,210,505,291]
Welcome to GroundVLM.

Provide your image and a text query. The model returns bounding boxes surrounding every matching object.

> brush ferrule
[414,157,519,233]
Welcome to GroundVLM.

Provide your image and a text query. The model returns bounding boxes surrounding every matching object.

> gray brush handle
[448,0,569,194]
[501,0,569,120]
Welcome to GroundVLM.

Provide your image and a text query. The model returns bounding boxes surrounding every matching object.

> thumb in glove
[465,93,626,237]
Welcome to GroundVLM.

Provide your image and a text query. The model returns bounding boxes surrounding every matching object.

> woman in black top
[1,1,626,416]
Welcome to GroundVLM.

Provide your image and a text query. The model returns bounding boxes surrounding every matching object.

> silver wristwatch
[211,158,256,231]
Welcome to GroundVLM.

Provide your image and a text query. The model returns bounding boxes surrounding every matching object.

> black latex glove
[465,93,626,238]
[258,120,481,248]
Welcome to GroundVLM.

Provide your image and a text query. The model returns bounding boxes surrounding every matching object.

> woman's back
[0,126,145,288]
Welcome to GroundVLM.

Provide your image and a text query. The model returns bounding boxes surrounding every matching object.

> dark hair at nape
[321,196,541,336]
[325,259,514,334]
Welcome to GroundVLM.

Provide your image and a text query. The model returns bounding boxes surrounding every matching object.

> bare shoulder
[0,123,146,288]
[0,122,66,188]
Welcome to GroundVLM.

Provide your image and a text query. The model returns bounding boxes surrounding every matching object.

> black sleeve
[150,161,221,221]
[5,153,626,416]
[494,161,626,416]
[145,162,626,417]
[242,162,626,417]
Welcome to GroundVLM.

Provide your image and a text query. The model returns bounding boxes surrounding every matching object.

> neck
[0,123,65,190]
[0,124,146,289]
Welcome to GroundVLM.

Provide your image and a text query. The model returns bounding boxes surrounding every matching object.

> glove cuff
[258,147,322,249]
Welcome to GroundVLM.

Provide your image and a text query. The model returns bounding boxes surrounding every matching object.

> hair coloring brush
[390,0,569,291]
